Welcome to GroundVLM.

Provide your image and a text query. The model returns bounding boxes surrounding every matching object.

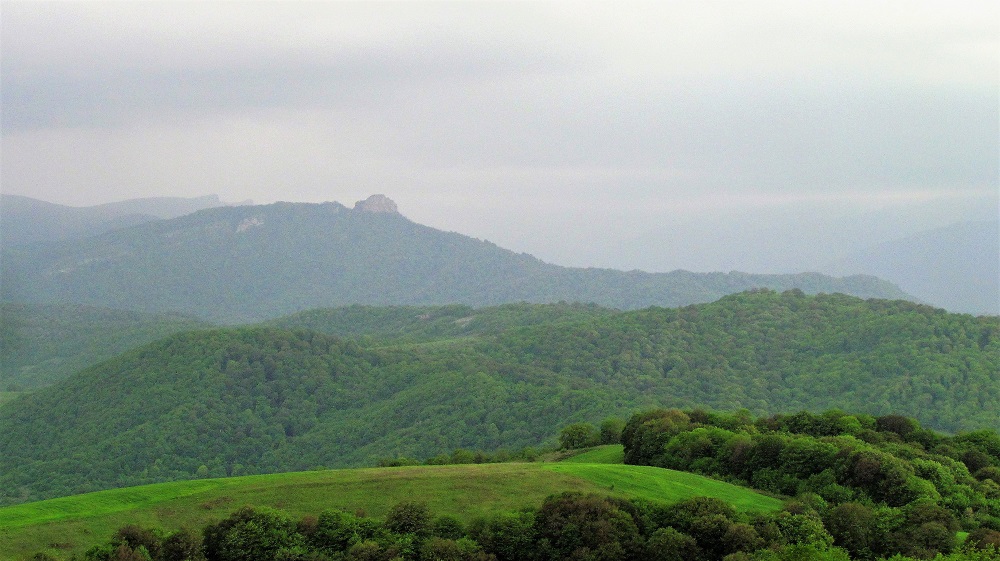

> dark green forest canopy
[0,201,912,322]
[0,290,996,506]
[480,290,1000,431]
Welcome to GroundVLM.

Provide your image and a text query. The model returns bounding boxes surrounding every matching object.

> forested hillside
[0,303,210,389]
[0,302,610,390]
[481,290,1000,432]
[0,199,912,322]
[1,290,995,506]
[266,302,616,344]
[620,408,1000,560]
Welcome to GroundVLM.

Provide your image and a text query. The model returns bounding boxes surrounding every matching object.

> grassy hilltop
[0,446,782,560]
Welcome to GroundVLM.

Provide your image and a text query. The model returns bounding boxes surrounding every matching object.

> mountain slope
[0,302,611,391]
[824,219,999,315]
[0,194,234,249]
[0,303,211,389]
[265,302,617,344]
[0,291,995,505]
[1,198,912,323]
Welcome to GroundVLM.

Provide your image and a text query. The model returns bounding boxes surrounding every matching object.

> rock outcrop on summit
[354,194,399,214]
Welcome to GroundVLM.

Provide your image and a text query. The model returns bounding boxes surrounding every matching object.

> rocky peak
[353,194,399,214]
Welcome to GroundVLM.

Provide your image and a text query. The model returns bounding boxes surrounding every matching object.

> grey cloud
[365,74,997,192]
[2,1,996,277]
[1,33,586,131]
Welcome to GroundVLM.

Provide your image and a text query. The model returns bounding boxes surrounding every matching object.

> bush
[162,528,206,561]
[532,493,643,560]
[643,527,700,561]
[467,511,535,561]
[967,527,1000,550]
[558,423,599,450]
[385,501,432,538]
[599,418,625,445]
[431,515,466,540]
[202,506,303,561]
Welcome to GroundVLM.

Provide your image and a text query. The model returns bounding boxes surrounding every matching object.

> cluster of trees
[376,445,547,468]
[1,291,997,505]
[621,408,1000,559]
[40,494,1000,561]
[558,419,626,449]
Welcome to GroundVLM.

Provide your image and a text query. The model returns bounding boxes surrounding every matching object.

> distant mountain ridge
[0,197,913,322]
[823,219,999,316]
[0,194,244,249]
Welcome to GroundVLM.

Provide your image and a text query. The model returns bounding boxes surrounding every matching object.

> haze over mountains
[822,219,1000,316]
[0,193,246,249]
[0,195,911,323]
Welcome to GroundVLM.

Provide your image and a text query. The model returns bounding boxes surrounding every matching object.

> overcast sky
[2,1,997,272]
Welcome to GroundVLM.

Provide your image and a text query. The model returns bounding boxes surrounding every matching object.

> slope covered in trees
[0,303,210,389]
[621,408,1000,560]
[1,199,912,322]
[482,290,1000,432]
[0,291,995,507]
[266,302,616,344]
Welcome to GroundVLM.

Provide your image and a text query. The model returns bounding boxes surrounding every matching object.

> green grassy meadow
[0,459,780,560]
[559,444,627,464]
[544,463,781,513]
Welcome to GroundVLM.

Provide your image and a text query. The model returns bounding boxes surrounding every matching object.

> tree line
[35,493,1000,561]
[616,408,1000,560]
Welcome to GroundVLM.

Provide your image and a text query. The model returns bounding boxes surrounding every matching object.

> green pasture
[1,461,781,560]
[544,463,782,513]
[558,444,626,464]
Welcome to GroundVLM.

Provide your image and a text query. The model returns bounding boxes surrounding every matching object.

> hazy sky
[2,1,997,272]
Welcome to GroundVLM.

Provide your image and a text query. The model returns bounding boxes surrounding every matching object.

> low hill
[0,290,995,506]
[480,290,1000,432]
[0,455,781,561]
[0,302,210,389]
[1,197,912,323]
[0,194,233,249]
[824,219,1000,315]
